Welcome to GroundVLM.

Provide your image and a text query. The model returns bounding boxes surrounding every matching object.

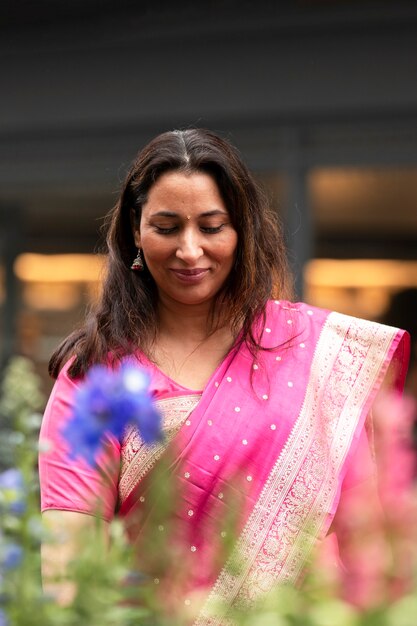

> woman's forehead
[142,171,227,216]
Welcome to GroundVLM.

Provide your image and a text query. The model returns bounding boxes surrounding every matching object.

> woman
[39,129,410,622]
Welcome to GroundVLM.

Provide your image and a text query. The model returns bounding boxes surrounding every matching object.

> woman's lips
[170,268,209,283]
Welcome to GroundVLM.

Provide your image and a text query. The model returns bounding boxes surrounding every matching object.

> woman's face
[134,171,238,310]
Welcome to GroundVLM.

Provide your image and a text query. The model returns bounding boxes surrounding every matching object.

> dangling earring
[131,248,144,271]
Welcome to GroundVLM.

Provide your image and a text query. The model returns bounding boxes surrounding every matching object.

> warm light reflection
[310,167,417,231]
[304,259,417,318]
[14,253,105,283]
[23,283,81,311]
[304,259,417,289]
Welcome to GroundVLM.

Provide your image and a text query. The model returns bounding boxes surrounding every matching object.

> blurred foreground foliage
[0,356,417,625]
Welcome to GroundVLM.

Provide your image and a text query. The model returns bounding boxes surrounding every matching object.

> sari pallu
[118,300,410,622]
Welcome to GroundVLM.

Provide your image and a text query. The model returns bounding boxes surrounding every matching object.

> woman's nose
[175,228,203,263]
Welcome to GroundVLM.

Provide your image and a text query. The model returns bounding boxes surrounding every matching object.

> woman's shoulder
[256,300,330,348]
[54,356,85,387]
[265,299,331,327]
[266,299,406,333]
[263,300,408,352]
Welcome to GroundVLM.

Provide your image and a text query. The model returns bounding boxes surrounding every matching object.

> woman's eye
[200,225,224,234]
[155,226,177,234]
[153,224,225,235]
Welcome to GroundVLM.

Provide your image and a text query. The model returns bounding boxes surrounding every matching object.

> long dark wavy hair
[49,128,293,379]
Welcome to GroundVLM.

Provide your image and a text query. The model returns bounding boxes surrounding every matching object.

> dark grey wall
[1,0,417,347]
[2,1,417,191]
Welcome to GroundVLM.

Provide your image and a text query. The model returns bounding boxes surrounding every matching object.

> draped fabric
[39,301,410,622]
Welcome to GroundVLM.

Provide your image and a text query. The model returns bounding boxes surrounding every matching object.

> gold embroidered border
[195,313,397,625]
[119,394,201,504]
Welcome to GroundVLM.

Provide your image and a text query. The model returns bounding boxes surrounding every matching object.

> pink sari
[40,300,410,622]
[116,301,409,620]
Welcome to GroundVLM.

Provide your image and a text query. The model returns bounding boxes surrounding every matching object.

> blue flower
[0,469,26,516]
[0,542,23,570]
[62,362,162,467]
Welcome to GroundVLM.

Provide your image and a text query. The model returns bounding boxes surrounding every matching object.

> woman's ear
[133,231,141,248]
[130,208,141,247]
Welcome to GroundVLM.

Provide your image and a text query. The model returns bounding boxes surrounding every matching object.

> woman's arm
[41,510,110,606]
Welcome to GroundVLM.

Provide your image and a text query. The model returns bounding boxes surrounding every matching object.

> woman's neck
[156,298,222,343]
[151,297,236,390]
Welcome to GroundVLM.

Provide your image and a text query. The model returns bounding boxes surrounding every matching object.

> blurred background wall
[1,0,417,395]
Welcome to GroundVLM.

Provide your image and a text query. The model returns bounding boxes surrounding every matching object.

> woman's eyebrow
[200,210,229,217]
[151,211,177,218]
